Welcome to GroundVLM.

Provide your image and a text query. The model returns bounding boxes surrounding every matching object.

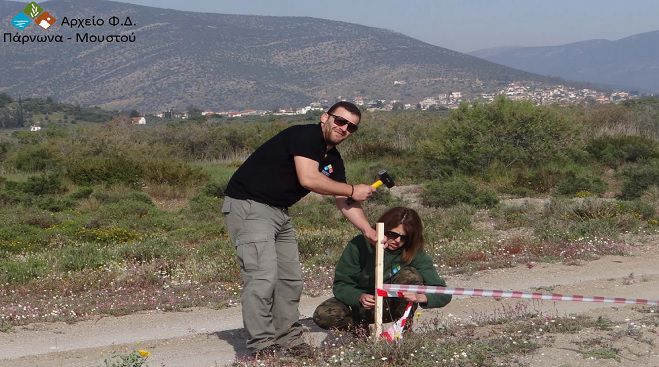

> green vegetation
[231,311,650,367]
[0,97,657,329]
[100,350,150,367]
[422,175,498,208]
[0,93,115,129]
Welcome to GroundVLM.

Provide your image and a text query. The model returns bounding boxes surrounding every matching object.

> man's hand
[359,293,375,309]
[400,292,428,304]
[363,227,377,245]
[350,184,375,201]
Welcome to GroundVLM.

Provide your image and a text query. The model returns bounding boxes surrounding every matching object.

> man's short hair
[327,101,361,120]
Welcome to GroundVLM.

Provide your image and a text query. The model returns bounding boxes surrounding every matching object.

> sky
[117,0,659,53]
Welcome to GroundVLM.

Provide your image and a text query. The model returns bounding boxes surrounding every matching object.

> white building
[130,116,146,125]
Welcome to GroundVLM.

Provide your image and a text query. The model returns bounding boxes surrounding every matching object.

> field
[0,98,658,366]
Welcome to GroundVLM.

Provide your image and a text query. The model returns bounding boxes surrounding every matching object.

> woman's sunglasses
[328,113,359,133]
[384,230,409,242]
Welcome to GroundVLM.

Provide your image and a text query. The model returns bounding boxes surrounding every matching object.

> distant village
[26,82,639,131]
[148,82,637,123]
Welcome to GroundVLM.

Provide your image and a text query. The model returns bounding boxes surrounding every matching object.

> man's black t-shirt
[225,123,346,208]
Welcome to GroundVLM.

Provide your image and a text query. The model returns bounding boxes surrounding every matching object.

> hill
[0,0,565,111]
[470,30,659,94]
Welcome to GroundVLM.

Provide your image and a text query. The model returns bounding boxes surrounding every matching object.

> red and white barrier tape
[377,285,659,306]
[381,301,413,342]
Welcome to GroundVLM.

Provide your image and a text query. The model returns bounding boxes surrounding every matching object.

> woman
[313,207,451,333]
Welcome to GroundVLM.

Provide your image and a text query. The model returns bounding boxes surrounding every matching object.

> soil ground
[1,247,658,367]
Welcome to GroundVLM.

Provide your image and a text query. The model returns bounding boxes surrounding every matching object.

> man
[222,101,376,356]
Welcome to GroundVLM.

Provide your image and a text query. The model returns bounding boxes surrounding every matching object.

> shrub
[0,255,49,283]
[0,188,26,206]
[419,204,477,246]
[8,144,61,172]
[35,196,75,212]
[618,159,659,199]
[103,200,154,221]
[417,97,577,179]
[187,192,222,220]
[0,138,12,163]
[512,163,573,193]
[119,237,184,262]
[536,198,654,241]
[66,154,144,187]
[58,242,116,271]
[21,173,67,195]
[24,212,61,228]
[368,189,403,206]
[100,350,150,367]
[291,197,345,230]
[490,201,543,229]
[0,224,48,253]
[190,241,240,282]
[89,191,155,222]
[92,190,153,205]
[201,180,228,198]
[422,176,475,208]
[555,171,607,197]
[640,185,659,211]
[568,218,619,240]
[329,113,424,160]
[473,188,499,208]
[344,142,404,160]
[297,228,351,262]
[141,159,208,187]
[70,186,93,200]
[617,200,656,220]
[547,198,616,221]
[75,227,141,244]
[586,135,658,167]
[422,176,497,208]
[507,186,535,197]
[195,239,232,259]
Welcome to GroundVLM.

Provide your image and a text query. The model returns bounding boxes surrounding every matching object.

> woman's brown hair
[376,207,424,264]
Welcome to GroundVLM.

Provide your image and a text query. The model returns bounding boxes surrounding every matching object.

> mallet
[346,169,395,205]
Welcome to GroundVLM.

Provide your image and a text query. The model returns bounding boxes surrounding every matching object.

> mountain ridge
[470,30,659,93]
[2,0,573,111]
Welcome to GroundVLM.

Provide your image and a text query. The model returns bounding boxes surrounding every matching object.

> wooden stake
[374,222,384,341]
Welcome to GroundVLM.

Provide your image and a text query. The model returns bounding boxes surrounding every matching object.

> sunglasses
[328,113,359,133]
[385,230,409,242]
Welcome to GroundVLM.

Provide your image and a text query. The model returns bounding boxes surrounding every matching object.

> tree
[16,97,25,127]
[0,109,9,129]
[0,93,12,108]
[186,105,203,121]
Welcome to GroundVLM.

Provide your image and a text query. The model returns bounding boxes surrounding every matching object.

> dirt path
[1,252,658,367]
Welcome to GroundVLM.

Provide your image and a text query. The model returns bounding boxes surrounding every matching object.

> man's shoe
[282,342,316,359]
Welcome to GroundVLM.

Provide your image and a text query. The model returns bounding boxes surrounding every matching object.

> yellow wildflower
[137,350,151,358]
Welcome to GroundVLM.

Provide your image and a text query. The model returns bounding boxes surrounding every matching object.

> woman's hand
[359,293,376,309]
[401,292,428,304]
[384,239,398,250]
